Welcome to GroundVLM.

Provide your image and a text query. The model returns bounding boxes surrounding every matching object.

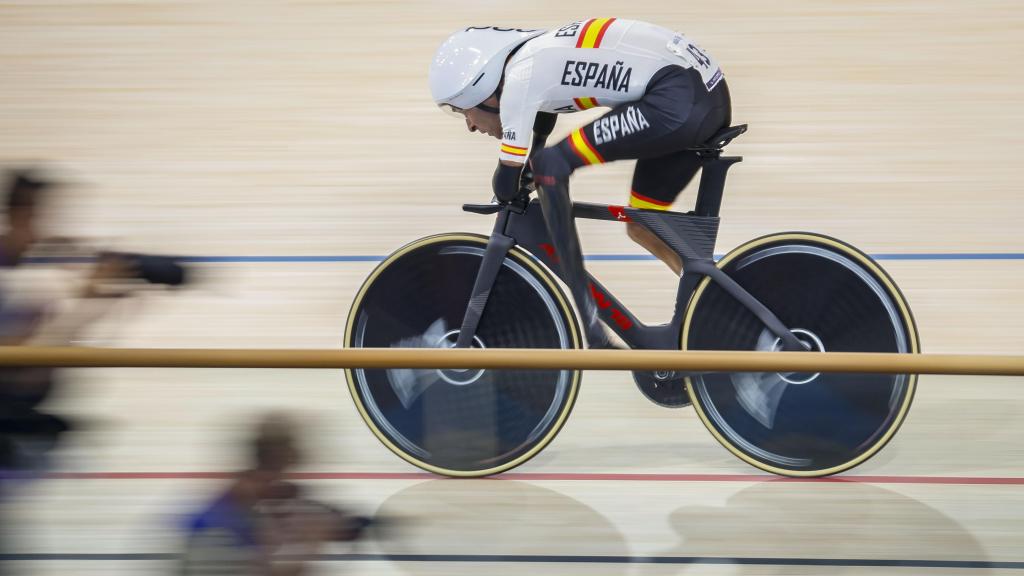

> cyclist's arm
[493,59,554,201]
[494,111,556,199]
[492,111,556,201]
[491,103,533,201]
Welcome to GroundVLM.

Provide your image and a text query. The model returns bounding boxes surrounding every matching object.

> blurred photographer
[0,169,188,568]
[180,413,373,576]
[0,169,188,470]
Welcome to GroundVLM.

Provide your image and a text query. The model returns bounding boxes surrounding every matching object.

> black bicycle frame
[454,150,806,353]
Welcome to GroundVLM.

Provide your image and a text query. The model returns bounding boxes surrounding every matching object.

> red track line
[36,471,1024,485]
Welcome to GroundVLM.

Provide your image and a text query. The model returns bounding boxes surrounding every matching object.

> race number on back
[666,33,723,91]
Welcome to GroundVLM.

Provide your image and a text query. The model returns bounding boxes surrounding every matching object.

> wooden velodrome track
[1,0,1023,574]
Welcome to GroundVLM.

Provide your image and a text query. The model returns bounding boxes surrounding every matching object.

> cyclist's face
[462,96,502,140]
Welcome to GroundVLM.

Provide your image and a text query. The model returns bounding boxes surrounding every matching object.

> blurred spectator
[179,413,372,576]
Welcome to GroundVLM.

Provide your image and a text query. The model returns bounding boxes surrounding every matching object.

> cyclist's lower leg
[627,155,704,277]
[625,223,682,275]
[531,147,611,349]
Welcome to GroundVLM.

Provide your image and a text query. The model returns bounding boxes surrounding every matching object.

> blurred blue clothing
[184,490,258,547]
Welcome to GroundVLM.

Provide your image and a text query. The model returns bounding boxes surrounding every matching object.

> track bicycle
[345,125,919,477]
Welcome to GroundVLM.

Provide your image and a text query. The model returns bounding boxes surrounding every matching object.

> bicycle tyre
[682,232,919,477]
[345,233,582,477]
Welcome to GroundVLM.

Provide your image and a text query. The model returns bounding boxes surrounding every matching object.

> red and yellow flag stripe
[575,18,616,49]
[500,143,528,157]
[568,128,604,165]
[629,190,671,210]
[573,97,600,110]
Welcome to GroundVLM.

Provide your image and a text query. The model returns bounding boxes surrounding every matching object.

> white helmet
[430,26,545,111]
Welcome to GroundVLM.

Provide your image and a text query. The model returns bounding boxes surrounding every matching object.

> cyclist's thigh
[564,66,732,168]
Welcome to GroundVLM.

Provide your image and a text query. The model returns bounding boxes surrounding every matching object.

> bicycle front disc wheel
[345,233,582,477]
[682,233,919,477]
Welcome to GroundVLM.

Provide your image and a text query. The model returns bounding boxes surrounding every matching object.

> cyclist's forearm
[530,111,557,152]
[492,161,524,202]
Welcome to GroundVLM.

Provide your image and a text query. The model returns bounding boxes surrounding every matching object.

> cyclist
[429,19,731,346]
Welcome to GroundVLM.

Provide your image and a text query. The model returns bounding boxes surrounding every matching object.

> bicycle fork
[453,209,515,349]
[454,180,609,350]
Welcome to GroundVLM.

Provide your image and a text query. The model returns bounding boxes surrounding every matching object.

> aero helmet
[430,26,545,111]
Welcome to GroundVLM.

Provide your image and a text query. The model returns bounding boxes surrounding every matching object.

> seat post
[693,152,742,217]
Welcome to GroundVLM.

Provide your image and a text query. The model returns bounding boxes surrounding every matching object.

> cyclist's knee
[530,146,573,187]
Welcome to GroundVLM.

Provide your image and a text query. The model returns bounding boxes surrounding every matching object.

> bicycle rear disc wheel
[345,233,582,477]
[682,233,919,477]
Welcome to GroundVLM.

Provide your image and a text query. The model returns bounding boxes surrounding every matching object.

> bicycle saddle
[691,124,747,152]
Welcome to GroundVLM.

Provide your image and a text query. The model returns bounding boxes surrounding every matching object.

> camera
[98,252,189,286]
